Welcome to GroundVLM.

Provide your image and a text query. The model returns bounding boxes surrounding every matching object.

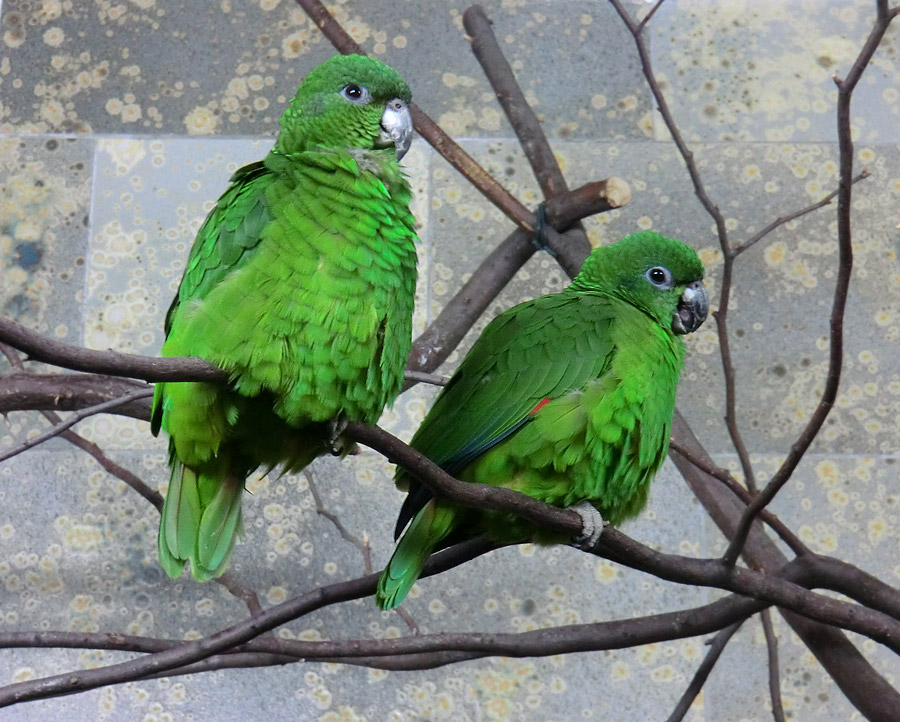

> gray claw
[326,416,352,456]
[569,502,606,551]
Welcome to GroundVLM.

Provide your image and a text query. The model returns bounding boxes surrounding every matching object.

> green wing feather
[165,161,273,334]
[151,161,274,437]
[381,232,705,610]
[394,291,618,535]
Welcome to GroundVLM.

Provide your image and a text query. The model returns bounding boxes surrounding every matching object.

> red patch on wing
[529,397,553,415]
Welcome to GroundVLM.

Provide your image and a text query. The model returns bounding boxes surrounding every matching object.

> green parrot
[376,231,708,610]
[151,54,419,581]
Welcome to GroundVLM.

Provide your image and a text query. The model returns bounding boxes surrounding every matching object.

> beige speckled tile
[0,135,92,343]
[650,0,900,143]
[0,0,650,141]
[0,135,93,449]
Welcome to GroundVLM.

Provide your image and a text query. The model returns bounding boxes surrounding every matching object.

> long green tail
[376,501,455,610]
[158,456,244,582]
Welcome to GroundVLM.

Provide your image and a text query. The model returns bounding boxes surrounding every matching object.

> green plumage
[377,232,707,610]
[152,55,419,581]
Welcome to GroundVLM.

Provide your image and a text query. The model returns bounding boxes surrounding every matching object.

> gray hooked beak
[377,98,413,160]
[672,280,709,335]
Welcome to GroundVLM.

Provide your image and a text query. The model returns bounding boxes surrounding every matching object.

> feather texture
[378,231,706,610]
[153,55,418,580]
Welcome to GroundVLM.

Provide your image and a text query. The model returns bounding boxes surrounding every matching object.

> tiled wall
[1,1,899,719]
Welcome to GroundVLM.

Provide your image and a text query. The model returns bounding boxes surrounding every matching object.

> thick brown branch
[0,373,153,419]
[463,5,577,202]
[760,609,786,722]
[0,317,226,382]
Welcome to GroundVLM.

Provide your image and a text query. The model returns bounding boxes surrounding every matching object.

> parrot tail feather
[197,470,244,578]
[376,501,454,611]
[158,458,244,582]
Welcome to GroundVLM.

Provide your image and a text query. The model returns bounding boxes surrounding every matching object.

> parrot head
[275,54,413,159]
[573,231,708,335]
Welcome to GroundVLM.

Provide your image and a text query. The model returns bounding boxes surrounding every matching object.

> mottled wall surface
[1,0,899,720]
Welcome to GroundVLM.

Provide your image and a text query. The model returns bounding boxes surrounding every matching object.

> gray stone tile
[0,0,650,140]
[0,135,93,448]
[0,135,92,343]
[649,0,900,143]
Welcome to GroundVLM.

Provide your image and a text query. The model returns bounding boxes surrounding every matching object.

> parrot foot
[325,416,358,456]
[569,502,606,551]
[530,202,557,258]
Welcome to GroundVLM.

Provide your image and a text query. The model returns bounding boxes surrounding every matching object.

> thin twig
[55,428,163,509]
[760,609,786,722]
[721,5,900,567]
[607,0,756,496]
[0,389,154,463]
[667,440,807,557]
[666,620,744,722]
[732,171,871,257]
[305,470,373,574]
[306,468,418,633]
[637,0,668,34]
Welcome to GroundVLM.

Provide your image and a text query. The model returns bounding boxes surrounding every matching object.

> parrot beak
[672,280,709,335]
[378,98,413,160]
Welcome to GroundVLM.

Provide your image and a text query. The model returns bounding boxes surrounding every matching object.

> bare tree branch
[0,538,494,707]
[721,3,900,566]
[0,388,154,463]
[671,413,900,720]
[732,171,871,257]
[760,609,786,722]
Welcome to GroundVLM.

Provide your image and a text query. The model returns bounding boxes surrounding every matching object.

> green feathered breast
[377,231,707,610]
[152,54,419,581]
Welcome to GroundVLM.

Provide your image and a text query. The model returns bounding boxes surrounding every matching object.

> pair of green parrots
[151,55,708,610]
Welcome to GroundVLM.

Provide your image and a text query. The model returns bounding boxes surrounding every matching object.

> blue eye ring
[340,83,372,105]
[646,266,674,288]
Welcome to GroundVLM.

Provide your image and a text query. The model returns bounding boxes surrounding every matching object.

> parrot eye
[340,83,372,105]
[645,266,674,289]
